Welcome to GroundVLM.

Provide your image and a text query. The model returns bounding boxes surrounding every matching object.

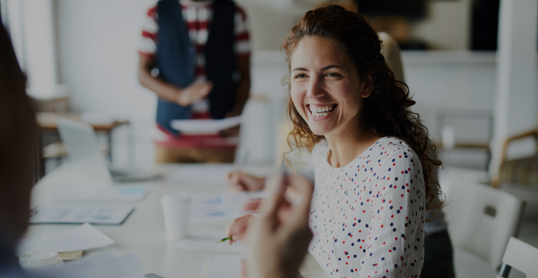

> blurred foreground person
[0,22,38,277]
[244,175,314,278]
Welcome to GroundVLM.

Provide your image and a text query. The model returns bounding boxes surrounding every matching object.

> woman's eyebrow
[321,65,344,70]
[292,65,344,71]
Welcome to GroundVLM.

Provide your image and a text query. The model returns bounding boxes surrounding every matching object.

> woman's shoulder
[372,137,419,161]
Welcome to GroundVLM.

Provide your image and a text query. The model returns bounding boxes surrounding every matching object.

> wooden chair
[494,127,538,188]
[497,237,538,278]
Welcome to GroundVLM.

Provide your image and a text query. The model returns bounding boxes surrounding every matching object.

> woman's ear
[360,75,373,98]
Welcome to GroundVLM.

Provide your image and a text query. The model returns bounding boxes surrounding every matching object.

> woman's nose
[306,77,325,99]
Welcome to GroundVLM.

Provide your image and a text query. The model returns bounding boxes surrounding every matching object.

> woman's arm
[225,174,313,242]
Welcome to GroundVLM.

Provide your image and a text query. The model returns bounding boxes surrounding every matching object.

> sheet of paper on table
[165,164,235,184]
[205,255,243,278]
[52,186,149,202]
[30,206,134,225]
[17,223,114,256]
[190,191,266,223]
[175,229,246,253]
[170,116,241,135]
[25,251,145,278]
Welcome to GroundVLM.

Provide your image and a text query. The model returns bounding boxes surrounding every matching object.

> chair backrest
[496,237,538,278]
[444,180,526,269]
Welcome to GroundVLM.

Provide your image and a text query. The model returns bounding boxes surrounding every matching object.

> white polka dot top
[309,137,425,278]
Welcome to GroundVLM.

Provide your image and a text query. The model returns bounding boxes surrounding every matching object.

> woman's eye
[294,74,307,79]
[325,72,342,77]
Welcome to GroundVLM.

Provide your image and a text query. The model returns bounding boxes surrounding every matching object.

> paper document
[175,229,246,253]
[190,191,266,223]
[205,255,243,278]
[17,223,114,256]
[25,251,145,278]
[165,164,235,184]
[170,116,241,134]
[52,186,149,202]
[30,206,134,225]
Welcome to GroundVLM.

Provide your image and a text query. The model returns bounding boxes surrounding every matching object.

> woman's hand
[226,171,265,191]
[244,175,314,278]
[225,214,253,245]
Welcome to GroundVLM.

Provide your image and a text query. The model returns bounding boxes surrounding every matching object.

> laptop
[57,118,159,183]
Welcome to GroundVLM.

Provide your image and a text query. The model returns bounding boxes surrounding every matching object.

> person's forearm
[228,57,251,117]
[138,68,182,103]
[229,73,250,116]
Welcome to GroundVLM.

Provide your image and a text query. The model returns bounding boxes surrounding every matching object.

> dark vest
[156,0,237,136]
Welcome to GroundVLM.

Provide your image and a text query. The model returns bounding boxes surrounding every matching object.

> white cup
[161,192,192,241]
[19,251,63,268]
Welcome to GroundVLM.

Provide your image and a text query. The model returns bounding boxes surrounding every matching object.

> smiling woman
[280,5,444,277]
[227,5,452,278]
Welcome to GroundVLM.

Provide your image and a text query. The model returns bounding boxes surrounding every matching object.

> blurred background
[2,0,533,172]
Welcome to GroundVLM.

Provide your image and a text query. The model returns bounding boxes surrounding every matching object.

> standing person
[138,0,251,163]
[226,5,449,277]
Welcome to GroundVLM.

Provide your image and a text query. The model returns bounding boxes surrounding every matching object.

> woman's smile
[307,103,338,120]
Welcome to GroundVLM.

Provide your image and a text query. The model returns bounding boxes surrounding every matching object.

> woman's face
[290,36,371,137]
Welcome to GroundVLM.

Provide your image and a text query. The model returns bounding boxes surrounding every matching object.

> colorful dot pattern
[309,137,425,278]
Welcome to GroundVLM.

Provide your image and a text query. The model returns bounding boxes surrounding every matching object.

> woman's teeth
[309,105,334,118]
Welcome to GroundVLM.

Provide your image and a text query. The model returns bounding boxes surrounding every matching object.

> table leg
[106,131,113,162]
[128,122,135,167]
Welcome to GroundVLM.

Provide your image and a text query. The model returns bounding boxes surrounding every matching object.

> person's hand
[226,171,265,192]
[176,81,212,106]
[219,110,242,137]
[220,124,240,137]
[244,175,314,278]
[225,214,253,245]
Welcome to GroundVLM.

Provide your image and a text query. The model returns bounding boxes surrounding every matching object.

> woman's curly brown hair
[282,5,443,213]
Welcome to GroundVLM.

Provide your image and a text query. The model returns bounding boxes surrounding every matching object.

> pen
[215,236,233,244]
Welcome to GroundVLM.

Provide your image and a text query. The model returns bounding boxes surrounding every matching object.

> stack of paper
[25,252,145,278]
[17,223,114,256]
[171,116,241,134]
[30,206,134,225]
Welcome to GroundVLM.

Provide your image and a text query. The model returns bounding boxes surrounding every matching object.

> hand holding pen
[216,236,233,244]
[224,156,303,245]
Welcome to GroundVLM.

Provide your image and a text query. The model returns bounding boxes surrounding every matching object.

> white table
[28,163,327,278]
